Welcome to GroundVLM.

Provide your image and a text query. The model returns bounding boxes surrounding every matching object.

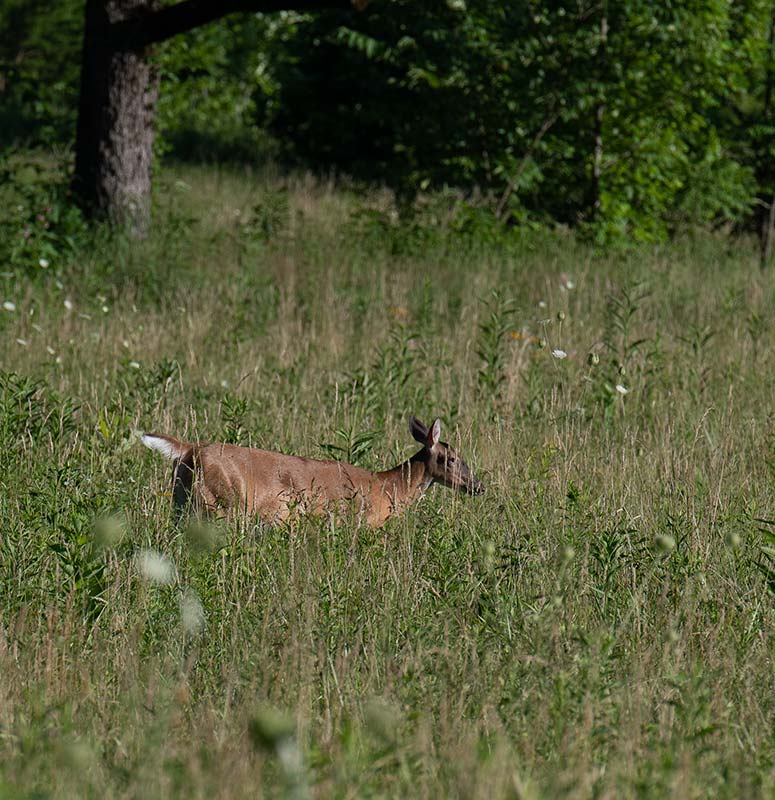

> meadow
[2,164,775,798]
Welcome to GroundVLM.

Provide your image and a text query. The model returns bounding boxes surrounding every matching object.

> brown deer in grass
[142,417,484,528]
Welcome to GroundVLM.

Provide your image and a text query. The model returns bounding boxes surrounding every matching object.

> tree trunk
[72,0,358,230]
[761,192,775,268]
[72,0,159,232]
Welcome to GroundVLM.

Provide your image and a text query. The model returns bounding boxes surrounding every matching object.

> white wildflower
[538,300,547,308]
[180,589,206,635]
[129,361,141,369]
[46,346,56,356]
[16,338,28,347]
[552,349,568,359]
[725,531,741,549]
[135,549,176,585]
[39,258,49,268]
[3,300,16,312]
[615,384,629,395]
[93,515,127,549]
[64,298,74,311]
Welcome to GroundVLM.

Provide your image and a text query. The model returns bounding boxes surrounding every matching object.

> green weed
[0,163,773,799]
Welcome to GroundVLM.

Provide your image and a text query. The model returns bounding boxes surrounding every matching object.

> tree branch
[495,112,557,220]
[119,0,365,49]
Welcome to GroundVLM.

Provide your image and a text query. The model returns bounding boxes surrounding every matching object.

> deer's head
[410,416,484,496]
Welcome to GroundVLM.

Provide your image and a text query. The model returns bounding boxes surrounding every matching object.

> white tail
[142,433,189,461]
[142,417,484,528]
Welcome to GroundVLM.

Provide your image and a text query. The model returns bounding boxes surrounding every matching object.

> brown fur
[143,417,483,528]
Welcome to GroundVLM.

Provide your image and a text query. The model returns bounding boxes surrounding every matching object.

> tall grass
[1,164,775,798]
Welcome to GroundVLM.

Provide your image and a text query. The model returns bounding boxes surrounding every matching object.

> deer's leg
[171,450,196,519]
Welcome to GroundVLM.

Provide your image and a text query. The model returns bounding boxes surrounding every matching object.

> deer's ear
[429,418,441,446]
[410,416,428,444]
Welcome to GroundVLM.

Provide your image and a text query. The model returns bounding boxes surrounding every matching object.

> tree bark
[761,192,775,268]
[73,0,160,232]
[72,0,359,231]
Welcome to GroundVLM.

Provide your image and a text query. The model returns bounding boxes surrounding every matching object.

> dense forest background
[3,1,775,249]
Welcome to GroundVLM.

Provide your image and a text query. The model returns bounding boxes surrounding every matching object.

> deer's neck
[377,453,432,509]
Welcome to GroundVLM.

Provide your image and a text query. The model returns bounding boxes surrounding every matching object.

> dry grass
[1,164,775,798]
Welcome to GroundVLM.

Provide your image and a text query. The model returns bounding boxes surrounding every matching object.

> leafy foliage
[0,150,89,273]
[0,0,82,146]
[155,15,278,162]
[4,0,775,244]
[264,0,767,241]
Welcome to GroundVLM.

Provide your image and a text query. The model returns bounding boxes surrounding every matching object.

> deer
[141,416,484,528]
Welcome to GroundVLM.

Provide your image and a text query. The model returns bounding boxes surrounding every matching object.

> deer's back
[191,442,381,519]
